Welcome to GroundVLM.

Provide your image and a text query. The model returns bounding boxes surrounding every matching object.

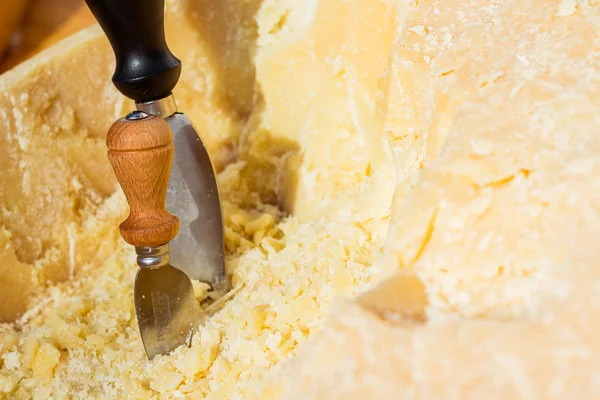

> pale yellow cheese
[3,0,599,398]
[254,0,396,221]
[0,0,397,398]
[258,0,600,398]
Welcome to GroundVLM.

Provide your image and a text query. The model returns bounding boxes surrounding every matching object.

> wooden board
[0,0,94,73]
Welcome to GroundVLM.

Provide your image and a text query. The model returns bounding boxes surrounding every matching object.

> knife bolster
[135,244,171,269]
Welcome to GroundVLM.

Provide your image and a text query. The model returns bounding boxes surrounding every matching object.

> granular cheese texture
[2,0,600,398]
[0,0,395,398]
[257,0,600,398]
[0,189,384,399]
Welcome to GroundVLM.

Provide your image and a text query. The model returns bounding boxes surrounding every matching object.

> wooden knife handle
[106,112,179,247]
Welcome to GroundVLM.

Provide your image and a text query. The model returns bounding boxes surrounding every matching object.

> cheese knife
[85,0,227,359]
[85,0,226,289]
[106,112,201,360]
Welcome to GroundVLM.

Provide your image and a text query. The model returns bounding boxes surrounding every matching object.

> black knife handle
[85,0,181,103]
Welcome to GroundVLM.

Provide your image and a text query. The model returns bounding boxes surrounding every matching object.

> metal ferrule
[135,244,171,269]
[136,94,178,118]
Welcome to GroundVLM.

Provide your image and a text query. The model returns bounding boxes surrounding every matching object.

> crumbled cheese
[443,32,453,44]
[557,0,578,16]
[2,352,20,371]
[31,343,59,378]
[151,371,184,393]
[0,1,395,399]
[409,25,427,37]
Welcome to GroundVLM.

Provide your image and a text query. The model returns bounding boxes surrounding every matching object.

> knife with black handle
[85,0,227,359]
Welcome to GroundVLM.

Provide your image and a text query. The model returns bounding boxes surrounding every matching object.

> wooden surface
[107,115,180,247]
[0,0,94,73]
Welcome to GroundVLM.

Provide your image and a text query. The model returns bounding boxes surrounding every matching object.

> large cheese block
[257,0,600,398]
[2,0,600,398]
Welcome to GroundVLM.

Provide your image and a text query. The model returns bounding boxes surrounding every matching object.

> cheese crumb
[31,343,59,377]
[409,25,427,37]
[2,352,20,370]
[557,0,577,16]
[151,371,184,393]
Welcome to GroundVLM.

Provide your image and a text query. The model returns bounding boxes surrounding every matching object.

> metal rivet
[126,110,149,121]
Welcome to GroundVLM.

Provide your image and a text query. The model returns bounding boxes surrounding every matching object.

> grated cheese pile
[0,169,385,399]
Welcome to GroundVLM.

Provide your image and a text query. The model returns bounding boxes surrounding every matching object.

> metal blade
[134,265,201,360]
[163,113,225,287]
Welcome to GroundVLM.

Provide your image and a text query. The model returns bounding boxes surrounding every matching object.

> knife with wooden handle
[107,111,201,360]
[85,0,227,359]
[85,0,226,289]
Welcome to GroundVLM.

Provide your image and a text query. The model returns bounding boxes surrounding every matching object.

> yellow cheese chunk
[259,0,600,398]
[31,343,59,378]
